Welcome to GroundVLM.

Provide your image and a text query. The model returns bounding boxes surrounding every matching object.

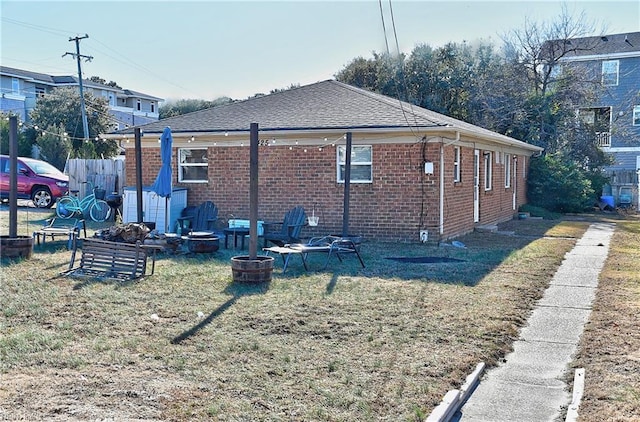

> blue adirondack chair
[177,201,218,234]
[262,206,306,248]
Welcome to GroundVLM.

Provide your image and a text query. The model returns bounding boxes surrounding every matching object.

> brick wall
[125,142,531,241]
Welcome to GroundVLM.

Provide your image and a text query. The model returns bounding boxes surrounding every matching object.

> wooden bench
[66,238,156,281]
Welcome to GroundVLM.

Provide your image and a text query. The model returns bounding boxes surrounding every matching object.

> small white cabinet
[122,187,187,233]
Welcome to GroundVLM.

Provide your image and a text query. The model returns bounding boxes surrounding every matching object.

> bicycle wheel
[56,197,78,218]
[89,200,111,222]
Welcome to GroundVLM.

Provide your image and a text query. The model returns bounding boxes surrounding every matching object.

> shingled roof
[544,32,640,60]
[112,80,541,151]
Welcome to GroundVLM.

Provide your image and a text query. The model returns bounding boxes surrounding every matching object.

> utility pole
[63,34,92,141]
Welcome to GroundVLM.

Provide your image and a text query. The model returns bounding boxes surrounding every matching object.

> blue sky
[2,1,639,101]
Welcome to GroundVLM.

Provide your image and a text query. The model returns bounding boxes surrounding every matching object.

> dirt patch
[0,367,191,421]
[385,257,465,263]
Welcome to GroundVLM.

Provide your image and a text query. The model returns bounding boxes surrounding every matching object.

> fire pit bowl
[187,232,219,253]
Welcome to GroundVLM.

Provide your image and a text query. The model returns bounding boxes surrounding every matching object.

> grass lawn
[0,207,637,421]
[568,218,640,421]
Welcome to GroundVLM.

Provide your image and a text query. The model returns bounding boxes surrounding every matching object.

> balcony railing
[596,132,611,148]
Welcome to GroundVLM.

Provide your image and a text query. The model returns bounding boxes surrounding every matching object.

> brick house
[105,80,542,242]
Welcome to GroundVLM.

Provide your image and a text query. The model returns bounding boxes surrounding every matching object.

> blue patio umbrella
[151,126,173,231]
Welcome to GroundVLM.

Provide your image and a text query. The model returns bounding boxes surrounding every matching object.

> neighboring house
[104,80,542,242]
[0,66,162,129]
[553,32,640,208]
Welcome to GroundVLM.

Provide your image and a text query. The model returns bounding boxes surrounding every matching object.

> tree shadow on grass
[170,280,269,345]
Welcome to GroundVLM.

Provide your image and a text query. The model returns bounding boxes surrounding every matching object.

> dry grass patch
[569,218,640,421]
[1,209,590,420]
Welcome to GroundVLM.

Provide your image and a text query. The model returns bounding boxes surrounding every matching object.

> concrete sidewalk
[456,222,615,422]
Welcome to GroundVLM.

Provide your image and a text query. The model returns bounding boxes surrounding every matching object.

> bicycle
[55,181,112,222]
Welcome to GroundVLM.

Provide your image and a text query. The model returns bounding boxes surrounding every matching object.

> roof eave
[102,125,543,153]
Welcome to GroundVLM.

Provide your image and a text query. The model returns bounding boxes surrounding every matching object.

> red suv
[0,155,69,208]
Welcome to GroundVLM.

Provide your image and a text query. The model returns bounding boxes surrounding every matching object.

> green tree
[495,6,604,150]
[159,97,233,119]
[0,113,32,156]
[527,154,594,212]
[335,52,406,100]
[37,123,73,170]
[89,76,121,89]
[29,86,117,158]
[498,7,612,208]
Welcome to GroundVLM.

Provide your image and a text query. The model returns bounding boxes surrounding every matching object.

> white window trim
[522,156,526,179]
[336,145,373,184]
[633,105,640,126]
[505,154,511,188]
[453,146,461,182]
[602,60,619,86]
[178,148,209,183]
[484,152,492,191]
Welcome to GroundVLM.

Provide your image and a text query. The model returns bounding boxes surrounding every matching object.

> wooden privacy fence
[607,170,639,185]
[65,159,126,198]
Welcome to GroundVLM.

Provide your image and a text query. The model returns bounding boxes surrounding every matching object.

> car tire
[32,187,54,208]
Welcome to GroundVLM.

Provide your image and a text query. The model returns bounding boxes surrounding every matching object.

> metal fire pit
[187,232,219,253]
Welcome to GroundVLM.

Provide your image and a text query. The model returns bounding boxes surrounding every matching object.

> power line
[0,17,74,37]
[378,0,421,139]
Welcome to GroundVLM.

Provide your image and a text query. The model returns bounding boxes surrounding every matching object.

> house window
[602,60,619,86]
[634,106,640,126]
[11,78,19,94]
[504,154,511,188]
[151,102,156,113]
[453,146,461,182]
[35,86,45,98]
[483,152,492,191]
[178,148,208,183]
[136,99,141,111]
[337,145,372,183]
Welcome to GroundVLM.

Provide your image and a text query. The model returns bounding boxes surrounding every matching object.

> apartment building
[555,32,640,208]
[0,66,162,130]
